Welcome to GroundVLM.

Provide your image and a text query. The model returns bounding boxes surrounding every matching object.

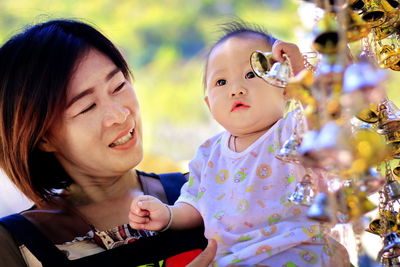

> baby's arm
[272,40,305,76]
[129,195,203,231]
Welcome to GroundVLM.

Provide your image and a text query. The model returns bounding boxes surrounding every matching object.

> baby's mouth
[231,101,250,112]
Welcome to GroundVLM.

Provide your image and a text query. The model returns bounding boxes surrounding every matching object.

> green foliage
[1,0,399,165]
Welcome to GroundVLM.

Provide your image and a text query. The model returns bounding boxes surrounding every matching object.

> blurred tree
[0,0,398,173]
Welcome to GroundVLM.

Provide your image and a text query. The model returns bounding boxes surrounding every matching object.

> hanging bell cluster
[250,0,400,263]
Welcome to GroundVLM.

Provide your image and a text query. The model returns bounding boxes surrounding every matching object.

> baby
[129,21,350,266]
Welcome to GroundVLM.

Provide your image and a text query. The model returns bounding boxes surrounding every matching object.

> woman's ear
[38,137,56,152]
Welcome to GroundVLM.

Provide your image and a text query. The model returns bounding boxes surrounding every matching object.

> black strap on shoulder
[70,227,207,266]
[0,214,69,266]
[158,172,187,205]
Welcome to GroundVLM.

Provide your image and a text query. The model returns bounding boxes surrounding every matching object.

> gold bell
[361,0,387,27]
[380,0,400,27]
[375,32,400,69]
[349,0,365,10]
[378,100,400,131]
[367,210,397,235]
[390,60,400,71]
[346,9,372,42]
[373,25,399,41]
[312,13,340,54]
[285,69,316,107]
[393,162,400,177]
[347,191,377,220]
[356,104,380,123]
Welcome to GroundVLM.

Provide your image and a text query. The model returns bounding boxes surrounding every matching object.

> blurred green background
[0,0,398,173]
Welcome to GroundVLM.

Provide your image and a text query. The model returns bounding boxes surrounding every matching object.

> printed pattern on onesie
[176,111,349,266]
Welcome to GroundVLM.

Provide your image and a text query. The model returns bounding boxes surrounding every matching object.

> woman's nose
[103,103,130,128]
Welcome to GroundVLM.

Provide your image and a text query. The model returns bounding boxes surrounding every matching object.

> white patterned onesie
[176,111,350,266]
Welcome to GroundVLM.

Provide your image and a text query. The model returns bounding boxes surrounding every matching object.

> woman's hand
[272,40,305,76]
[186,239,217,267]
[129,195,171,231]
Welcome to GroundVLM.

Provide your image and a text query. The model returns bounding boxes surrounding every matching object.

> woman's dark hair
[0,19,131,204]
[203,20,277,89]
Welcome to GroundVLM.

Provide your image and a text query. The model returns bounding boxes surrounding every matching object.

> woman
[0,19,215,266]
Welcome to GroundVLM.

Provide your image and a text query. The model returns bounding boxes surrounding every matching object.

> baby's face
[204,35,286,137]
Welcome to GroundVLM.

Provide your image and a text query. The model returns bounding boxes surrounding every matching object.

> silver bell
[275,134,302,164]
[250,51,292,88]
[378,232,400,261]
[307,192,332,222]
[358,168,385,194]
[264,61,291,88]
[387,180,400,200]
[287,174,314,206]
[358,253,382,267]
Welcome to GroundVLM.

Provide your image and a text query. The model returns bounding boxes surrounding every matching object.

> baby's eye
[216,79,227,86]
[245,71,256,79]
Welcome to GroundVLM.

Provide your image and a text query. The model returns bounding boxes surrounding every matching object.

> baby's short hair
[203,19,277,90]
[214,20,277,49]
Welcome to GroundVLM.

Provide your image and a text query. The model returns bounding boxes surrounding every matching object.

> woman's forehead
[68,49,117,95]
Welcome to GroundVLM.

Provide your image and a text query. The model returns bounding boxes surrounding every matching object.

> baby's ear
[38,136,56,152]
[204,96,211,110]
[282,88,289,101]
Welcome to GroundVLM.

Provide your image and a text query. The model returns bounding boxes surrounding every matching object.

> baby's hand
[272,40,304,76]
[129,195,171,231]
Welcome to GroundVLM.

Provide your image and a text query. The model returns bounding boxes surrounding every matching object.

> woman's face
[44,48,143,178]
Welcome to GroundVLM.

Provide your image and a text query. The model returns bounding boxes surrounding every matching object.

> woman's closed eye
[80,104,96,115]
[245,71,255,79]
[216,79,226,86]
[113,81,126,93]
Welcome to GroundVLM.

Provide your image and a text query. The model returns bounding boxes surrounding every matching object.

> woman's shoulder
[0,223,27,266]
